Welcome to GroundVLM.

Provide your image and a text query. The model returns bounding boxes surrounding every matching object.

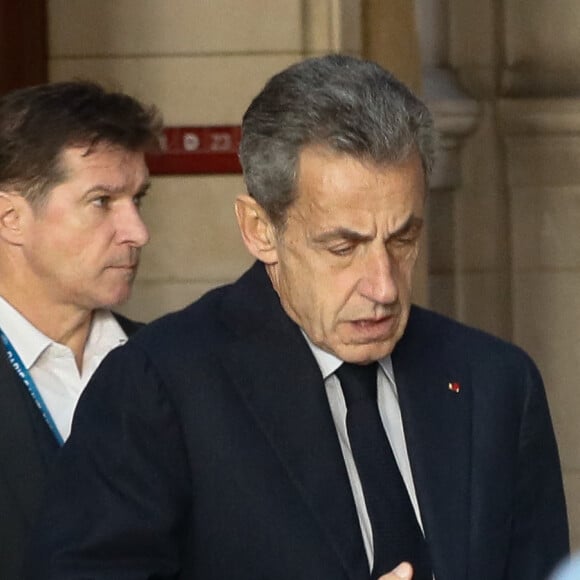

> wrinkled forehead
[285,146,425,229]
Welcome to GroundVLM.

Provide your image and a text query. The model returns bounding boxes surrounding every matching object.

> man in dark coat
[0,81,161,579]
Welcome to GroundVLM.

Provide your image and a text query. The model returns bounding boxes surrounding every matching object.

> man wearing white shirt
[0,81,161,579]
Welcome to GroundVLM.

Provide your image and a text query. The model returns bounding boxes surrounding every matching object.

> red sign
[146,125,242,175]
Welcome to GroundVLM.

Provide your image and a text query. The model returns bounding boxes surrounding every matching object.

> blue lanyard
[0,329,64,446]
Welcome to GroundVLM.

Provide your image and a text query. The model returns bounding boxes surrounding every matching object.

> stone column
[415,0,481,318]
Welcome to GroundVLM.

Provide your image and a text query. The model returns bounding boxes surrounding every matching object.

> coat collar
[220,263,369,580]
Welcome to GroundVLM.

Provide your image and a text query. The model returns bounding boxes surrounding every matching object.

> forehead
[59,142,141,170]
[291,146,426,220]
[55,143,148,186]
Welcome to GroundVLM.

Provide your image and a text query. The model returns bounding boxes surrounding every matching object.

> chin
[336,343,394,365]
[102,287,133,308]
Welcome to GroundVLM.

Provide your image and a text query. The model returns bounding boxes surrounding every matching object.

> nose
[115,201,150,247]
[358,245,398,305]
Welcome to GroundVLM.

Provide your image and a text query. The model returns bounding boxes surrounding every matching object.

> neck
[0,288,94,371]
[0,251,99,370]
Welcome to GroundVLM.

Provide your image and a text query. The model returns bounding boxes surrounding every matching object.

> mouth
[108,249,140,271]
[108,257,139,269]
[106,263,139,277]
[348,314,398,341]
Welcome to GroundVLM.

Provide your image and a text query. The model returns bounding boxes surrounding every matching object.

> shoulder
[127,282,235,356]
[400,307,547,419]
[403,305,536,370]
[128,262,278,357]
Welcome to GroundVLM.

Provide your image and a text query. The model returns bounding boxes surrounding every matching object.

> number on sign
[210,132,233,152]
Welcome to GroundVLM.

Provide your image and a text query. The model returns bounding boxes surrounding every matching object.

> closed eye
[328,243,357,256]
[390,232,420,246]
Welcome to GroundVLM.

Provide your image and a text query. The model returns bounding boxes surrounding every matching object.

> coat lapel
[392,307,472,580]
[220,263,369,580]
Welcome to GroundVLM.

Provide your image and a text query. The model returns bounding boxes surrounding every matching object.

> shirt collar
[84,309,128,360]
[0,296,127,369]
[0,296,52,368]
[301,330,395,383]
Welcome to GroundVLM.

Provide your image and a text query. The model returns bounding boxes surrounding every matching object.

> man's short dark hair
[239,54,434,228]
[0,81,163,206]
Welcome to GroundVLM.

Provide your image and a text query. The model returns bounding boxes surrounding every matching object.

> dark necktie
[336,362,432,580]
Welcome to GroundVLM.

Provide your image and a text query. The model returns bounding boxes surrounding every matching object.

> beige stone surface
[49,55,301,125]
[49,0,302,56]
[138,175,253,282]
[512,272,580,360]
[563,472,580,549]
[505,135,580,188]
[304,0,361,54]
[427,104,510,328]
[427,189,456,274]
[427,272,512,340]
[362,0,420,92]
[455,185,509,272]
[455,105,508,272]
[455,271,512,340]
[511,186,580,271]
[449,0,495,66]
[428,273,457,320]
[504,0,580,70]
[499,98,580,136]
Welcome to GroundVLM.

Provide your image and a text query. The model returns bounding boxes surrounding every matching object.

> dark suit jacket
[0,313,142,580]
[26,263,568,580]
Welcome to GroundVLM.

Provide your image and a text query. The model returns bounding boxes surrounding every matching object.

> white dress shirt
[0,296,128,441]
[304,336,424,571]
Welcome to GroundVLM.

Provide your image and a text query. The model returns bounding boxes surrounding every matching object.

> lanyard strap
[0,329,64,446]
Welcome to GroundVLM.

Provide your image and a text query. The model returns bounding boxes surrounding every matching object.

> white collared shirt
[304,336,424,571]
[0,296,128,441]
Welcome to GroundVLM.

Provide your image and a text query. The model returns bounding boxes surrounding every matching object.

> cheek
[403,261,417,290]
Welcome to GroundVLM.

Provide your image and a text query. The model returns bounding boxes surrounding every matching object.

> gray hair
[239,54,434,227]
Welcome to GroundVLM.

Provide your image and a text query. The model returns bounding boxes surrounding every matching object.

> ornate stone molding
[423,67,480,191]
[498,98,580,135]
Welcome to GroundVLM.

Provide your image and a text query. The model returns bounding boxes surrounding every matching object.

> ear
[0,192,26,245]
[234,194,279,264]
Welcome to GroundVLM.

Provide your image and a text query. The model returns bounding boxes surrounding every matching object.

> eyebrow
[83,180,152,198]
[311,214,424,244]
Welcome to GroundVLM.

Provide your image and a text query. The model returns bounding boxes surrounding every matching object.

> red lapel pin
[448,382,461,393]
